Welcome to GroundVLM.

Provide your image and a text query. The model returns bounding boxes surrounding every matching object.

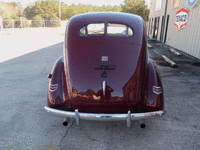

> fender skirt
[47,57,70,110]
[146,59,164,110]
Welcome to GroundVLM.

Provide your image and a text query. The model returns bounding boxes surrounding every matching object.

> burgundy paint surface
[47,12,164,113]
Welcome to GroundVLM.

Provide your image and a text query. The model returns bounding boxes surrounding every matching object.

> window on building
[153,17,160,39]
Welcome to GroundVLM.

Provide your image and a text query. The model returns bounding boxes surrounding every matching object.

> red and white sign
[174,8,189,30]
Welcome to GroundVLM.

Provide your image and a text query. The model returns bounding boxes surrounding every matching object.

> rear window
[79,23,105,36]
[107,23,133,37]
[78,23,133,37]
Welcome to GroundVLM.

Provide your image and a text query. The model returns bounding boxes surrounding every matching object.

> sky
[1,0,151,8]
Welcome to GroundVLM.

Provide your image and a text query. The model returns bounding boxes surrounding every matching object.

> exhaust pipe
[139,120,146,129]
[140,124,146,128]
[63,117,69,126]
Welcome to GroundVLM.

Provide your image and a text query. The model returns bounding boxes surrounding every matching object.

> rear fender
[146,59,164,110]
[47,57,69,109]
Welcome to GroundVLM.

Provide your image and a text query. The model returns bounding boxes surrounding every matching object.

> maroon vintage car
[44,12,165,128]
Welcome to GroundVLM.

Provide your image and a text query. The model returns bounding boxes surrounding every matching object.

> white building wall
[148,0,166,40]
[149,0,200,59]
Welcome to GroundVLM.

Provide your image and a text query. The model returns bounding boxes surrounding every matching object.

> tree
[24,3,35,19]
[102,5,113,11]
[23,0,125,21]
[44,13,60,27]
[24,0,60,19]
[0,2,23,19]
[113,5,123,12]
[22,17,30,28]
[10,2,18,8]
[121,0,149,21]
[14,17,30,28]
[93,6,104,12]
[31,14,43,27]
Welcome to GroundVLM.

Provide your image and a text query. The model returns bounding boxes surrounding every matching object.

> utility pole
[20,17,22,28]
[59,0,61,20]
[161,0,168,42]
[0,16,3,31]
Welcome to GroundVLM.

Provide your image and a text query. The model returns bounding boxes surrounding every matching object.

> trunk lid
[66,36,145,113]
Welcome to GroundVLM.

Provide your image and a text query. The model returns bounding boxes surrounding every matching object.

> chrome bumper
[44,106,165,127]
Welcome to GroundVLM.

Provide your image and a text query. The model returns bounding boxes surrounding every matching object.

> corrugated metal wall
[149,0,200,59]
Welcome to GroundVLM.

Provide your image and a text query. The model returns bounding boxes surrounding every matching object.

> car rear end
[45,12,165,128]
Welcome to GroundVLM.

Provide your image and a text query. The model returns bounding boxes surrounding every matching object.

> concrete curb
[162,55,178,68]
[170,48,181,56]
[148,43,153,49]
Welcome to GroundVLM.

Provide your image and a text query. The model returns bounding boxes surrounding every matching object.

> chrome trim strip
[102,80,106,96]
[44,106,165,127]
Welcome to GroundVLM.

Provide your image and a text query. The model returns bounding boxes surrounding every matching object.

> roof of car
[68,12,144,28]
[66,12,145,45]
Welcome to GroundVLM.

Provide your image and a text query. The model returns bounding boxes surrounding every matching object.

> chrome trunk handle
[102,80,107,97]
